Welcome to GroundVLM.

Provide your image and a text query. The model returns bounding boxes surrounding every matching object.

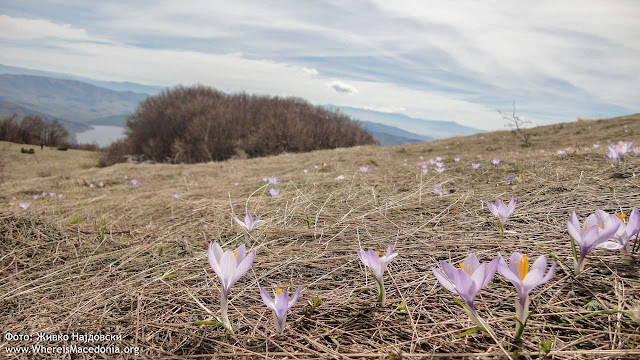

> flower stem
[372,274,386,307]
[220,293,234,335]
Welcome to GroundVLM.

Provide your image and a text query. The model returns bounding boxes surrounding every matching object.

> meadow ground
[1,115,640,359]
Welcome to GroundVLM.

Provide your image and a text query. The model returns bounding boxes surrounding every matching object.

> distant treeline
[0,115,69,147]
[103,85,376,165]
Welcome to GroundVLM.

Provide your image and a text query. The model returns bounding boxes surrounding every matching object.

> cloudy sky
[0,0,638,129]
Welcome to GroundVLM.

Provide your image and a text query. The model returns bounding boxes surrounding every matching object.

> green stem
[220,294,234,335]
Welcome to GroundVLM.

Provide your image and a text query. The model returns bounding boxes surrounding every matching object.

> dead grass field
[1,114,640,359]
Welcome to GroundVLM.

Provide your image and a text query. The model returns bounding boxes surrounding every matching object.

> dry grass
[1,115,640,359]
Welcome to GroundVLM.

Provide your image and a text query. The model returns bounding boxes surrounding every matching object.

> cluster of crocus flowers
[260,286,302,334]
[606,141,633,166]
[486,197,517,236]
[207,242,256,334]
[498,253,555,340]
[435,162,445,173]
[567,210,622,275]
[432,254,501,337]
[233,211,264,239]
[357,245,398,307]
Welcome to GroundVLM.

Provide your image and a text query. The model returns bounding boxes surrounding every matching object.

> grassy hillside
[1,115,639,359]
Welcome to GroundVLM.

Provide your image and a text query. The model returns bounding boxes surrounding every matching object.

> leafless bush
[0,115,69,146]
[500,102,532,146]
[124,85,377,164]
[98,139,130,167]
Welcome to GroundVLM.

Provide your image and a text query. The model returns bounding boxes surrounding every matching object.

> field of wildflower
[1,114,640,359]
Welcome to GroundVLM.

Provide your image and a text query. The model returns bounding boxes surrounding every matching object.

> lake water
[75,125,126,147]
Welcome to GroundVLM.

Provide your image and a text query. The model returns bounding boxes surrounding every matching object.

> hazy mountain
[0,99,89,133]
[356,120,432,146]
[0,64,163,95]
[85,114,129,127]
[0,74,148,123]
[325,105,483,139]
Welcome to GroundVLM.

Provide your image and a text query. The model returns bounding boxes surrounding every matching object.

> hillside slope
[0,74,148,123]
[1,116,639,359]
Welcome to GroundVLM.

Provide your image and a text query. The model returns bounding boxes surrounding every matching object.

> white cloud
[303,67,318,76]
[0,15,93,41]
[326,80,358,94]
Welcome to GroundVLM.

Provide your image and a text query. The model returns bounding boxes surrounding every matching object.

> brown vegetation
[119,85,376,164]
[0,114,69,146]
[1,115,640,359]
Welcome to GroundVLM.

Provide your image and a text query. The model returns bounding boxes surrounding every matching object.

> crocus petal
[260,286,277,312]
[288,286,302,308]
[357,249,369,268]
[440,260,459,281]
[453,270,477,307]
[207,242,222,275]
[235,244,246,264]
[567,219,583,244]
[229,249,256,289]
[219,251,238,292]
[432,267,457,293]
[463,253,481,271]
[595,241,625,250]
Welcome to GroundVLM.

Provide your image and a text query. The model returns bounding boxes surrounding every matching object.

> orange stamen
[459,262,471,275]
[277,288,283,296]
[233,251,238,258]
[515,256,529,280]
[617,213,627,222]
[375,251,380,257]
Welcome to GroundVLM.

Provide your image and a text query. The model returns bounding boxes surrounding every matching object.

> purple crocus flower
[233,211,265,235]
[42,192,47,196]
[303,169,308,174]
[173,192,183,199]
[260,286,302,334]
[491,158,501,166]
[608,141,634,163]
[267,176,281,185]
[435,162,445,173]
[11,196,16,202]
[421,167,428,175]
[207,242,256,334]
[269,188,280,197]
[357,245,398,306]
[610,208,640,253]
[98,182,104,187]
[454,157,461,162]
[335,175,345,180]
[432,254,501,336]
[262,177,268,182]
[19,202,31,210]
[486,197,517,233]
[433,184,445,196]
[567,210,622,275]
[593,143,600,148]
[32,194,39,200]
[472,163,481,170]
[498,253,556,339]
[360,166,370,173]
[130,179,140,186]
[429,158,437,165]
[58,194,63,198]
[633,147,640,156]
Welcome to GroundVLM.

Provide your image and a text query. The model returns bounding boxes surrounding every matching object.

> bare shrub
[98,139,129,167]
[500,102,532,146]
[124,85,376,164]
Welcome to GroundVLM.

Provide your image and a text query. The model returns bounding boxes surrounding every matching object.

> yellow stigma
[375,251,380,257]
[617,213,627,222]
[459,262,471,275]
[233,251,238,258]
[277,288,283,296]
[515,256,529,280]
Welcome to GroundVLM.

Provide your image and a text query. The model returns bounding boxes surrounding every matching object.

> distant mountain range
[0,64,483,146]
[325,105,482,139]
[0,64,164,95]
